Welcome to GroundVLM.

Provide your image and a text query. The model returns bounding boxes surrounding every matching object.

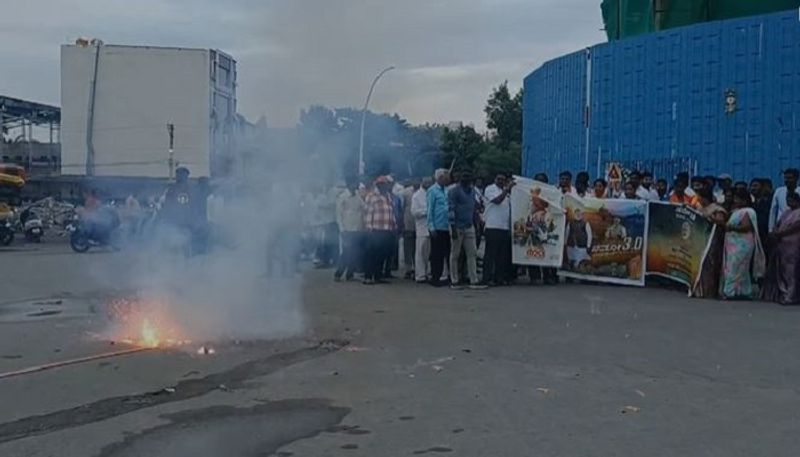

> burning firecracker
[105,297,191,349]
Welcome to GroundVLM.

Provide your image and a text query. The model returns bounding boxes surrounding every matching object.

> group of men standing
[331,169,522,290]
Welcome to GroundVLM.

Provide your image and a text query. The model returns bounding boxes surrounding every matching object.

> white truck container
[61,42,237,178]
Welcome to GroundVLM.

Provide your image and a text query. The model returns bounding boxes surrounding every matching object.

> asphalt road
[1,241,800,456]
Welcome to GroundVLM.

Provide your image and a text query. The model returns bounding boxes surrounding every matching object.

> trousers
[365,230,394,281]
[403,231,416,272]
[450,227,479,285]
[429,230,451,285]
[335,231,362,278]
[414,233,430,281]
[483,228,511,284]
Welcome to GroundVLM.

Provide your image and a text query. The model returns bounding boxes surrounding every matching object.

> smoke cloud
[89,130,339,344]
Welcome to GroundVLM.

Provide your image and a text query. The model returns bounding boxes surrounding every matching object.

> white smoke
[93,129,341,344]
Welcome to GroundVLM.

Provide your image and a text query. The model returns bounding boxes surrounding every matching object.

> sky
[0,0,605,129]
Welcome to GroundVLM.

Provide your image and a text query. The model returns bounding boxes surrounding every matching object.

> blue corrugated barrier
[523,9,800,183]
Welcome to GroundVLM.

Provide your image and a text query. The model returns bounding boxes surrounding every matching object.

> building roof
[0,96,61,125]
[63,42,235,62]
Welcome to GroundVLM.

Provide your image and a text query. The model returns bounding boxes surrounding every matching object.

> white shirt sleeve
[484,185,502,203]
[769,189,781,233]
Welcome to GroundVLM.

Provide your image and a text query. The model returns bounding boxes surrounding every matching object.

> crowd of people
[316,166,800,306]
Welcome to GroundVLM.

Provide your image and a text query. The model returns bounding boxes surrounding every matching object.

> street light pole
[358,65,395,176]
[166,122,175,179]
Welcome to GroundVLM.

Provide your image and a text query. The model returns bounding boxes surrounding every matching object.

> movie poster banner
[560,195,648,286]
[646,202,715,287]
[510,177,565,267]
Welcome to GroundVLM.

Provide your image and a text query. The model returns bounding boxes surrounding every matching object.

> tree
[436,81,524,178]
[440,124,487,173]
[484,81,523,151]
[298,105,340,138]
[296,105,443,179]
[474,142,521,178]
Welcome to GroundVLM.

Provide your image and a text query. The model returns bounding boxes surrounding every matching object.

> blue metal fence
[523,9,800,183]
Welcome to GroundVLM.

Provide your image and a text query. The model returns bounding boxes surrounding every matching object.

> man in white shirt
[636,171,660,201]
[769,168,800,232]
[482,174,515,286]
[558,171,578,196]
[411,177,433,283]
[334,180,365,281]
[714,174,733,204]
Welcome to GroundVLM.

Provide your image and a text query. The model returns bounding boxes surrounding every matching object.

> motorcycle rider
[77,188,120,243]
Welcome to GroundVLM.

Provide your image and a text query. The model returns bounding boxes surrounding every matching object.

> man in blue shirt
[448,171,487,290]
[427,169,450,287]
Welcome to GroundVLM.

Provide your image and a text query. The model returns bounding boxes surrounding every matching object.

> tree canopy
[287,79,523,182]
[441,81,523,178]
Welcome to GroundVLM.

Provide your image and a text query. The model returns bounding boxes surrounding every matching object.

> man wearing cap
[448,171,487,290]
[363,176,397,285]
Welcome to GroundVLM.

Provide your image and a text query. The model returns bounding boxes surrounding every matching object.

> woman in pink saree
[762,192,800,305]
[719,189,766,299]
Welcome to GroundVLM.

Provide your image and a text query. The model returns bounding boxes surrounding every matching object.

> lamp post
[358,66,395,176]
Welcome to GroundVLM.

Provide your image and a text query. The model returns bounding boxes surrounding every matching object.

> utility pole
[85,40,102,176]
[167,123,175,179]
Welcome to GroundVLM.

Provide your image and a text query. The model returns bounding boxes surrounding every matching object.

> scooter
[20,208,44,243]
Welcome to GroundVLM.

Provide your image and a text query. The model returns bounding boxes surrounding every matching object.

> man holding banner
[483,174,514,286]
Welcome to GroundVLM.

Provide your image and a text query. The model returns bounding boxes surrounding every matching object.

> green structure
[602,0,800,40]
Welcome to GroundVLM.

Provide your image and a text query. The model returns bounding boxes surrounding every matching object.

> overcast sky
[0,0,604,128]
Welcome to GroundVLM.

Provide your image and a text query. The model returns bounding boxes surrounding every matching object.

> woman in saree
[719,189,766,300]
[692,189,727,298]
[762,191,800,305]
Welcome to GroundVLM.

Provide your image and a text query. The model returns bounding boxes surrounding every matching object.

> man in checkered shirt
[363,176,397,284]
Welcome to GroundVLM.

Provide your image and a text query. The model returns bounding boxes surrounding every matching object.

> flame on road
[140,319,160,348]
[106,298,190,349]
